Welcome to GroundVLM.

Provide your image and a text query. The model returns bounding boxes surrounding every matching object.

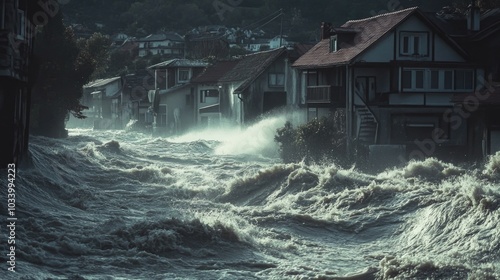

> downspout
[346,63,352,160]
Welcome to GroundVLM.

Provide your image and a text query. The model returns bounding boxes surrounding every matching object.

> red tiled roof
[293,7,419,69]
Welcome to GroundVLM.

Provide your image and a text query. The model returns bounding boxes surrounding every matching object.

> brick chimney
[321,22,332,40]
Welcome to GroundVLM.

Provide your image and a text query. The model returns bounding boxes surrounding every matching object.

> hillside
[60,0,459,40]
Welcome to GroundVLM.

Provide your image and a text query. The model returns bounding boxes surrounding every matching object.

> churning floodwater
[1,115,500,279]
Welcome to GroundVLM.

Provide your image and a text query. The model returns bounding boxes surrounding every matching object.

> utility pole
[279,8,284,47]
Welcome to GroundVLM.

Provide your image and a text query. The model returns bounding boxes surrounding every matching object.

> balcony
[306,85,345,105]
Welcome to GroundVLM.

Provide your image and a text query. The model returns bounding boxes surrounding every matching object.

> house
[293,7,489,165]
[82,77,125,129]
[111,33,130,45]
[192,47,297,126]
[244,38,270,52]
[137,32,184,58]
[148,58,208,134]
[438,5,500,157]
[269,35,292,49]
[0,0,39,167]
[191,60,240,126]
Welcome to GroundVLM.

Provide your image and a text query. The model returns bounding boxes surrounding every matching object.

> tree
[77,33,112,80]
[30,12,95,138]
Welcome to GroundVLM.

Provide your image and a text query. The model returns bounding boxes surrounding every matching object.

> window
[455,70,474,90]
[158,105,167,127]
[330,35,338,52]
[199,89,218,103]
[177,69,191,83]
[429,70,453,90]
[355,77,376,100]
[269,73,285,87]
[17,9,25,38]
[402,69,425,90]
[400,32,428,56]
[402,68,474,92]
[307,71,318,86]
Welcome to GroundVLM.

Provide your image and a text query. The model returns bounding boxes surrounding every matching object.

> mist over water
[1,115,500,279]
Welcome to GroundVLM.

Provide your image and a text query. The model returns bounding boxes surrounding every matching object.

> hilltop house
[293,6,493,164]
[137,32,184,58]
[149,58,208,134]
[192,47,297,126]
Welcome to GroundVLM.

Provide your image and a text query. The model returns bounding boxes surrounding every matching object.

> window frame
[199,89,219,103]
[268,73,285,87]
[177,68,191,83]
[399,31,429,57]
[401,68,474,92]
[330,35,338,52]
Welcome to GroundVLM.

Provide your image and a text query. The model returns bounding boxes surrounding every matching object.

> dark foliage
[275,113,347,165]
[30,13,98,138]
[60,0,464,41]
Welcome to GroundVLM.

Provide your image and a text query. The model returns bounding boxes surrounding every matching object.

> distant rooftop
[148,58,209,69]
[84,77,121,88]
[138,32,184,42]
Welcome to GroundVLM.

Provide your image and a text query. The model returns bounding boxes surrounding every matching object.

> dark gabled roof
[148,58,208,69]
[293,7,468,69]
[191,60,239,84]
[84,77,121,88]
[220,47,287,93]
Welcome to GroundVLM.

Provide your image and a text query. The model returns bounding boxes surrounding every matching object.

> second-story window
[400,32,428,56]
[177,69,191,83]
[199,89,219,103]
[402,68,474,92]
[269,73,285,87]
[402,69,425,90]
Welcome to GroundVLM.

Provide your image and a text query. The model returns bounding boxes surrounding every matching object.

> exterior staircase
[356,106,378,144]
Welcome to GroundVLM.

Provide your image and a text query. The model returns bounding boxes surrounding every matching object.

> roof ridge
[346,6,418,23]
[242,46,286,57]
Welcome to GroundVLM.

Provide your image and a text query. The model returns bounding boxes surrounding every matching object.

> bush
[275,113,347,165]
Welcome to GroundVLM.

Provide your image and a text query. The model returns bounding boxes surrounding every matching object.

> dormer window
[400,32,428,56]
[330,35,338,52]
